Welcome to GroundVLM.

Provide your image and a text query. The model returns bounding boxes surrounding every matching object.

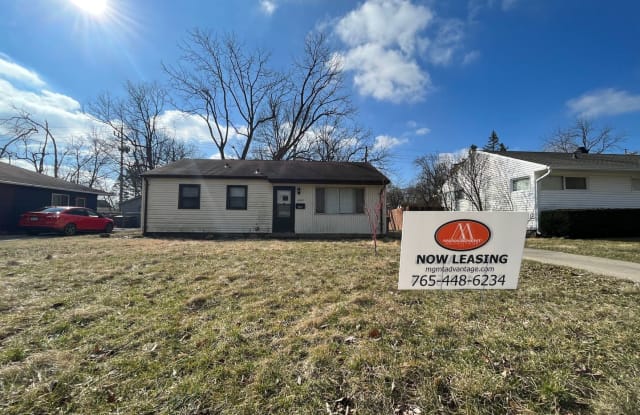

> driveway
[523,248,640,283]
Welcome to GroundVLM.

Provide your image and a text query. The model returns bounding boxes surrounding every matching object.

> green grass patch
[526,237,640,263]
[1,234,639,414]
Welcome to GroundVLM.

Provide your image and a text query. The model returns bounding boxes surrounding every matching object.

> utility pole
[114,126,128,210]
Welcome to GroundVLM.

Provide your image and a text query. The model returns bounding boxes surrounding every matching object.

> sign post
[398,212,528,290]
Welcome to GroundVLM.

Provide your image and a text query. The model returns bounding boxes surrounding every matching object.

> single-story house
[450,150,640,231]
[0,162,109,233]
[141,159,389,236]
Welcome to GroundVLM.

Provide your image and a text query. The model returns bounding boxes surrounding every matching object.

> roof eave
[0,179,110,195]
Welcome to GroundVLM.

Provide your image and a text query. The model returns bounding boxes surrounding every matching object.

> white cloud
[338,45,430,103]
[260,0,276,15]
[335,0,473,103]
[373,134,408,151]
[0,55,46,88]
[566,88,640,118]
[335,0,433,55]
[428,19,465,66]
[462,50,480,65]
[335,0,436,103]
[415,127,430,135]
[501,0,519,11]
[0,78,100,145]
[156,110,213,143]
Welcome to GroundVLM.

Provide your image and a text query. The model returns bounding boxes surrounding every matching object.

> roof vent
[224,162,230,168]
[254,168,261,175]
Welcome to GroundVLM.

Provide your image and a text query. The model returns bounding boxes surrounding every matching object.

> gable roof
[0,162,109,195]
[142,159,390,185]
[489,151,640,172]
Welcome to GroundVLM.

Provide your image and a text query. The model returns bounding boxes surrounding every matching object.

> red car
[18,206,114,236]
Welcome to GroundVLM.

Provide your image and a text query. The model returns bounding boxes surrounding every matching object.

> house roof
[142,159,390,185]
[0,162,109,195]
[489,151,640,172]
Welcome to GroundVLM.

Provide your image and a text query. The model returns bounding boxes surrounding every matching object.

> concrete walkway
[523,248,640,283]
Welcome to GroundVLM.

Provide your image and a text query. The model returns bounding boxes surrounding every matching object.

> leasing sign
[398,212,528,290]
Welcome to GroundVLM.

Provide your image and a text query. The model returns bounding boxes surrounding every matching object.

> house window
[227,185,247,210]
[632,178,640,191]
[75,197,86,207]
[178,184,200,209]
[315,188,365,214]
[512,177,530,191]
[52,193,70,206]
[540,176,563,191]
[565,177,587,190]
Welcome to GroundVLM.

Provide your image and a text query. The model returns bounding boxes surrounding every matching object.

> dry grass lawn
[1,234,640,414]
[526,237,640,263]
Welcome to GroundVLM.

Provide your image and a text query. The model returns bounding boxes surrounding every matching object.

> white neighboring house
[449,150,640,231]
[141,159,389,236]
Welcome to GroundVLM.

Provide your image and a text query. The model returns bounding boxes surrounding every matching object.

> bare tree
[544,118,626,153]
[0,108,62,176]
[62,130,116,190]
[256,32,354,160]
[165,30,282,159]
[413,153,456,210]
[88,81,196,198]
[452,148,490,211]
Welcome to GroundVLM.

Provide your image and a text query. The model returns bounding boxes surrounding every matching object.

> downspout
[534,166,552,234]
[142,177,149,235]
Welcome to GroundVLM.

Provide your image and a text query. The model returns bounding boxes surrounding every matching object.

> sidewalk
[523,248,640,283]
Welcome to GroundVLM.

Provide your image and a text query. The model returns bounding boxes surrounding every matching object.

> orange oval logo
[435,220,491,251]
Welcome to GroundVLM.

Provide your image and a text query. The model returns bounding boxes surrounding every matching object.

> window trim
[51,193,70,206]
[178,184,201,209]
[226,185,248,210]
[511,176,530,192]
[315,187,365,215]
[75,197,86,207]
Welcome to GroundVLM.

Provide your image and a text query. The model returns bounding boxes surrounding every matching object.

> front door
[272,186,295,233]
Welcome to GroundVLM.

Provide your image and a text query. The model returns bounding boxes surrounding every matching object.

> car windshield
[36,207,66,213]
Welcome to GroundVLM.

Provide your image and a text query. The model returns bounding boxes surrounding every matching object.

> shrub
[540,209,640,238]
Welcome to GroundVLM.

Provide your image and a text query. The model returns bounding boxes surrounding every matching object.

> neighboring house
[97,199,118,216]
[119,196,142,228]
[449,150,640,231]
[141,159,389,236]
[0,162,109,233]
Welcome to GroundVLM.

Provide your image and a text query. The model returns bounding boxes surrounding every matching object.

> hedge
[539,209,640,238]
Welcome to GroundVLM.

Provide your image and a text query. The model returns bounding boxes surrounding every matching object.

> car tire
[104,223,113,234]
[27,230,39,236]
[63,223,77,236]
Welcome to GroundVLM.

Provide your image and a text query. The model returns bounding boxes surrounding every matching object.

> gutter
[534,166,552,233]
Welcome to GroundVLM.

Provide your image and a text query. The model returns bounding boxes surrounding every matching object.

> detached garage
[0,162,108,233]
[141,159,389,236]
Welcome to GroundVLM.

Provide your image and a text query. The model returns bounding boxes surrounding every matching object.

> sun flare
[70,0,108,16]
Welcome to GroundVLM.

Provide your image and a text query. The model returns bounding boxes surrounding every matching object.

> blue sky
[1,0,639,186]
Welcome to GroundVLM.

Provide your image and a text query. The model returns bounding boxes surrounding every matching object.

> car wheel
[27,229,40,236]
[104,223,113,234]
[63,223,77,236]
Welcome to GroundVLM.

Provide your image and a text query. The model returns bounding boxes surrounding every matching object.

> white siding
[292,183,386,234]
[144,178,272,233]
[453,152,545,229]
[143,178,387,235]
[539,172,640,210]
